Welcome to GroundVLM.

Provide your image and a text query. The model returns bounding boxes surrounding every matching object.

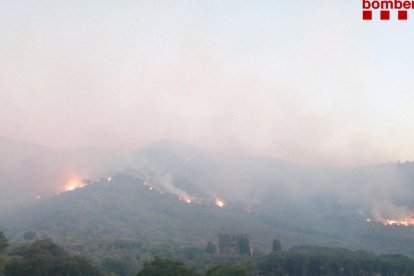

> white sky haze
[1,0,414,165]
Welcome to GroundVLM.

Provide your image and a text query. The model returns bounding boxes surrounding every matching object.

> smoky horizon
[2,3,414,275]
[1,1,413,166]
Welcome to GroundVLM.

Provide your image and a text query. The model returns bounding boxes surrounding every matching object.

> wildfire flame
[64,179,84,192]
[182,196,192,204]
[142,176,228,207]
[179,194,199,204]
[362,209,414,227]
[60,174,227,211]
[215,198,225,208]
[382,217,414,227]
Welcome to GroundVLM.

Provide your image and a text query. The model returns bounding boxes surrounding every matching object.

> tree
[102,256,133,276]
[0,232,9,253]
[205,241,217,255]
[4,239,102,276]
[206,265,249,276]
[272,239,282,252]
[136,257,198,276]
[177,247,204,260]
[23,231,37,241]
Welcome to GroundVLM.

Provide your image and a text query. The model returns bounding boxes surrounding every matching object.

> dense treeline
[0,237,101,276]
[2,231,414,275]
[257,247,414,275]
[134,249,414,276]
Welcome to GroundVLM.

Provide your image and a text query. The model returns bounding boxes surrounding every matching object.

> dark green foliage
[205,241,217,255]
[3,239,102,276]
[272,239,281,252]
[112,239,143,250]
[0,232,8,253]
[23,231,36,241]
[26,239,65,257]
[5,172,414,261]
[102,256,133,276]
[136,257,198,276]
[206,264,249,276]
[257,246,414,276]
[176,247,205,260]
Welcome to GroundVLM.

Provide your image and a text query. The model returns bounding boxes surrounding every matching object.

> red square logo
[380,10,390,20]
[363,10,372,20]
[398,10,408,20]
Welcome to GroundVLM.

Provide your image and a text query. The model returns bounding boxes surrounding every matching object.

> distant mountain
[129,140,414,220]
[129,140,326,202]
[2,174,286,251]
[0,137,58,209]
[0,137,126,211]
[2,140,414,260]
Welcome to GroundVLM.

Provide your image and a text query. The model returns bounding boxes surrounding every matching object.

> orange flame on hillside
[215,198,225,208]
[180,194,193,204]
[382,217,414,227]
[365,206,414,227]
[64,179,84,192]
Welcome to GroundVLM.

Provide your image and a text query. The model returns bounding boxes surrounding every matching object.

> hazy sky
[1,0,414,165]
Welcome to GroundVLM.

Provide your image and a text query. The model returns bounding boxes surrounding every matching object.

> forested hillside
[2,141,414,275]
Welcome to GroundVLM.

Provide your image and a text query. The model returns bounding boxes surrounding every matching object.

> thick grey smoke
[0,0,413,166]
[1,0,414,227]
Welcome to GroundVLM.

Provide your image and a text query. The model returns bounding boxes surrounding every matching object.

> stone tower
[218,232,252,256]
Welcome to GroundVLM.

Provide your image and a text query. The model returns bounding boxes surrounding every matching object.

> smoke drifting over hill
[3,3,414,275]
[6,138,414,228]
[1,1,414,245]
[1,1,414,166]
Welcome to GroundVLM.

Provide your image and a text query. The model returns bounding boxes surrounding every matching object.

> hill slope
[1,140,414,258]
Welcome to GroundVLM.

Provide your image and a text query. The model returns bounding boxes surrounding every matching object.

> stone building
[218,232,252,256]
